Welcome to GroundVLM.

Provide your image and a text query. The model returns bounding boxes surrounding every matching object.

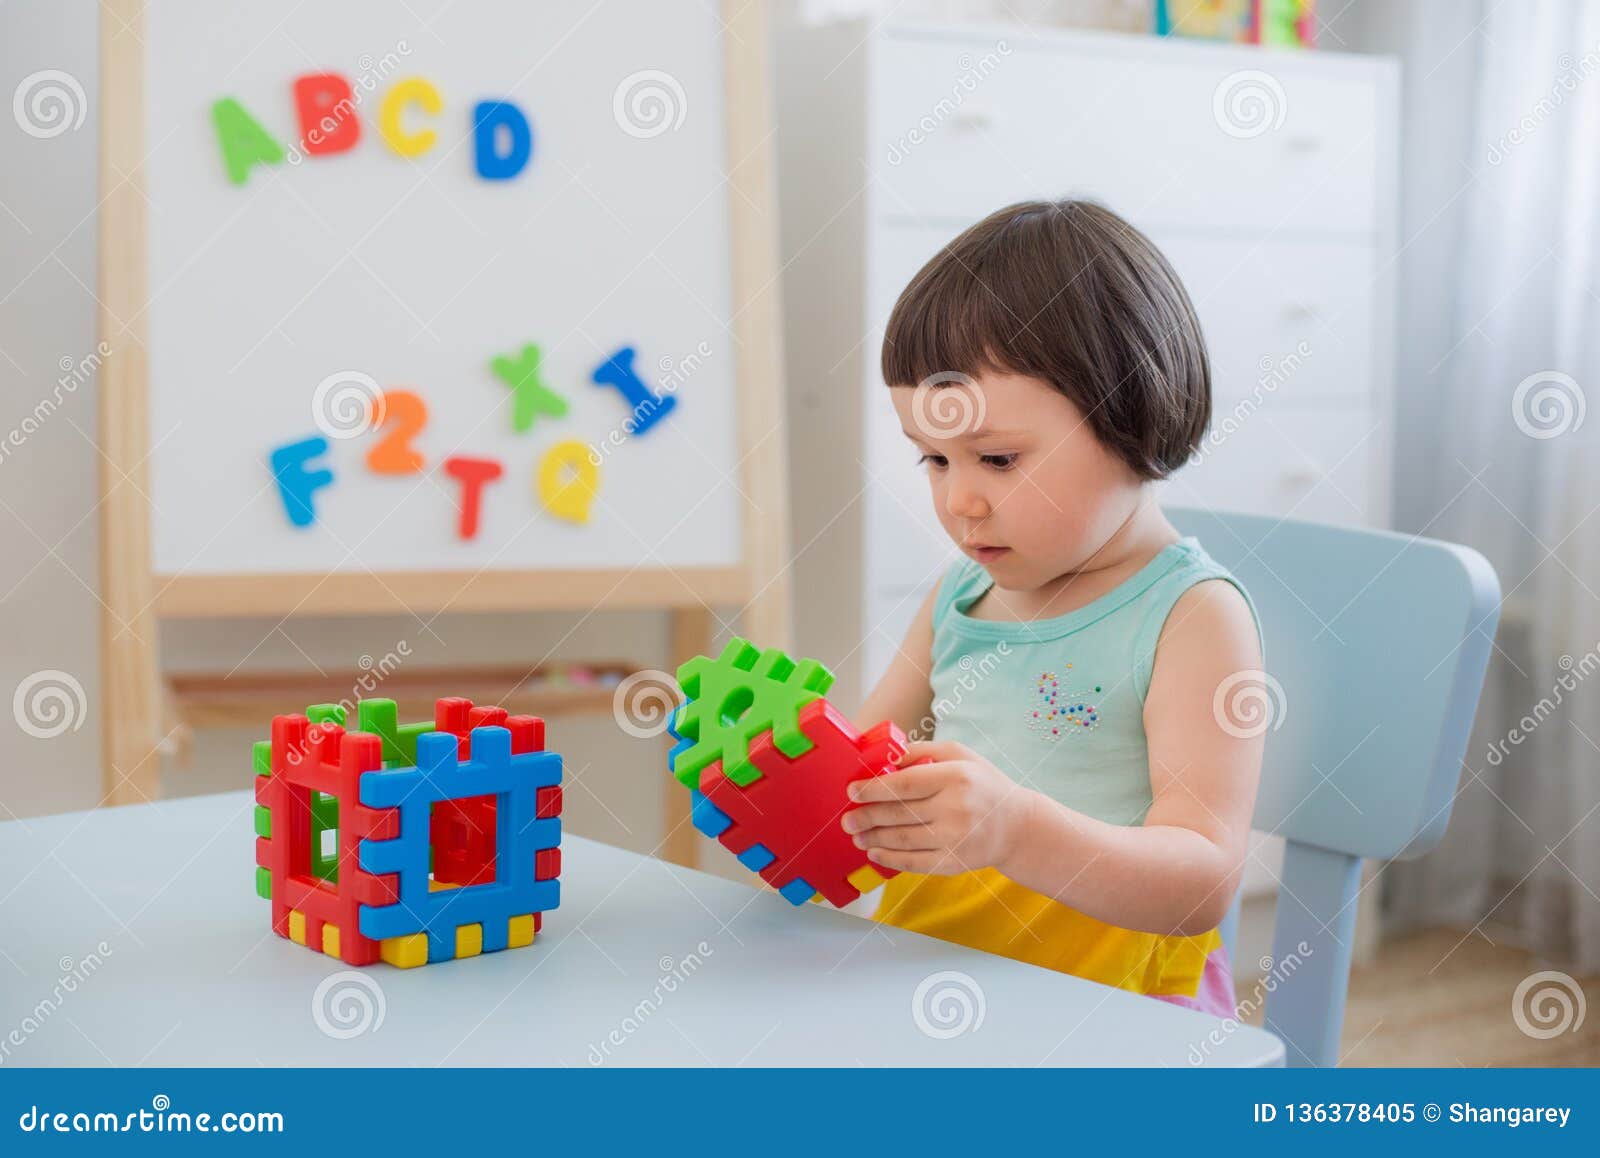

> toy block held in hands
[253,695,560,968]
[666,637,906,908]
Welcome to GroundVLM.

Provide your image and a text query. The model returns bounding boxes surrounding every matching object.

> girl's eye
[916,453,948,470]
[981,453,1018,471]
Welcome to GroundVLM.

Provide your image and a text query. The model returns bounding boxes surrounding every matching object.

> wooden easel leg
[661,607,713,868]
[99,0,163,807]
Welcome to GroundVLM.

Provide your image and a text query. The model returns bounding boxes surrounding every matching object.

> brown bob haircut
[880,199,1211,480]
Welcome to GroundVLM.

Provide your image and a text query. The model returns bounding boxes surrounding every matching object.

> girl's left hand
[840,740,1037,875]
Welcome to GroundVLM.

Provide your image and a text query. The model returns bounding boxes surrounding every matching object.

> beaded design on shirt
[1026,666,1101,739]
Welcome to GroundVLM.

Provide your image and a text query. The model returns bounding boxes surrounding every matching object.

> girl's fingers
[854,822,939,852]
[848,762,961,804]
[841,801,926,833]
[898,739,974,765]
[864,848,950,874]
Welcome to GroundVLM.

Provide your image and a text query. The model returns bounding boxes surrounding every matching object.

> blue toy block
[592,345,676,436]
[357,725,561,962]
[778,877,817,906]
[736,843,776,872]
[689,790,733,838]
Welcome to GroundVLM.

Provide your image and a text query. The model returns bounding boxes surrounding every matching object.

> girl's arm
[851,584,938,740]
[846,579,1264,938]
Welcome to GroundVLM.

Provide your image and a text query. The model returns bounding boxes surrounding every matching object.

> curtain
[1382,0,1600,974]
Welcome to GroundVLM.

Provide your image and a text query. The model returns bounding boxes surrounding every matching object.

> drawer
[1164,406,1382,526]
[1155,236,1378,402]
[872,224,1380,405]
[870,33,1382,233]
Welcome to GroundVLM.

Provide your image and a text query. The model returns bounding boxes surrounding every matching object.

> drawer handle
[949,111,993,133]
[1283,302,1319,321]
[1284,134,1323,153]
[1278,467,1323,490]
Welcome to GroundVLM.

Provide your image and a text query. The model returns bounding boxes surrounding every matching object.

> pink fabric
[1149,943,1237,1020]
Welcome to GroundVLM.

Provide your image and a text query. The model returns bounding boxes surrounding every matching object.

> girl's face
[890,370,1145,591]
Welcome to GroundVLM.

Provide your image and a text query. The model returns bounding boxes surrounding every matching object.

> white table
[0,791,1283,1066]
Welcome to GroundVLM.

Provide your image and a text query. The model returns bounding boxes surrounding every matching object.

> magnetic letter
[379,78,442,158]
[294,73,361,155]
[212,98,285,186]
[444,455,503,540]
[592,346,676,436]
[537,440,600,524]
[490,344,569,432]
[473,100,532,180]
[270,436,334,527]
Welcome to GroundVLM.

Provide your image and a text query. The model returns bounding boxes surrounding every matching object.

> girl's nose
[945,477,990,520]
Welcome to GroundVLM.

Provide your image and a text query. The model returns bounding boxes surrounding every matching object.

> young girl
[846,199,1266,1018]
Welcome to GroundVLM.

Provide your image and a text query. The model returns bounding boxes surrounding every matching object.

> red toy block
[698,698,909,908]
[256,716,399,965]
[430,700,548,886]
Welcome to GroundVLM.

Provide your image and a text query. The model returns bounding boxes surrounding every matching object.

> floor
[1236,925,1600,1066]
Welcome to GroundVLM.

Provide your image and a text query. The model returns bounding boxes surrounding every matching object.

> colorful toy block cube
[667,638,906,908]
[254,696,561,968]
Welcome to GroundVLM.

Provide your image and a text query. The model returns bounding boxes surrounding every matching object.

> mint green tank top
[925,535,1264,827]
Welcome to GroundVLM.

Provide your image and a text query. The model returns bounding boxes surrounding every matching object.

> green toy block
[254,804,271,840]
[255,865,272,900]
[671,637,835,789]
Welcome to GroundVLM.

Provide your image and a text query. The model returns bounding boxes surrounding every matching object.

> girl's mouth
[967,544,1010,563]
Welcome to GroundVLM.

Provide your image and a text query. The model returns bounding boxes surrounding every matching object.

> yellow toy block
[322,923,341,958]
[381,933,429,969]
[455,923,483,959]
[288,910,307,945]
[507,914,536,949]
[847,864,888,896]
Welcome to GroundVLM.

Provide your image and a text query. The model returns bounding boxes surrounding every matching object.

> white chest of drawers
[776,18,1399,697]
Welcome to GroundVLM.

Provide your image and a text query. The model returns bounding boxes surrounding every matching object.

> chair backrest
[1168,508,1501,1066]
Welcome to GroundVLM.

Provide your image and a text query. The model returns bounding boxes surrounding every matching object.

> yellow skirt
[873,867,1221,998]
